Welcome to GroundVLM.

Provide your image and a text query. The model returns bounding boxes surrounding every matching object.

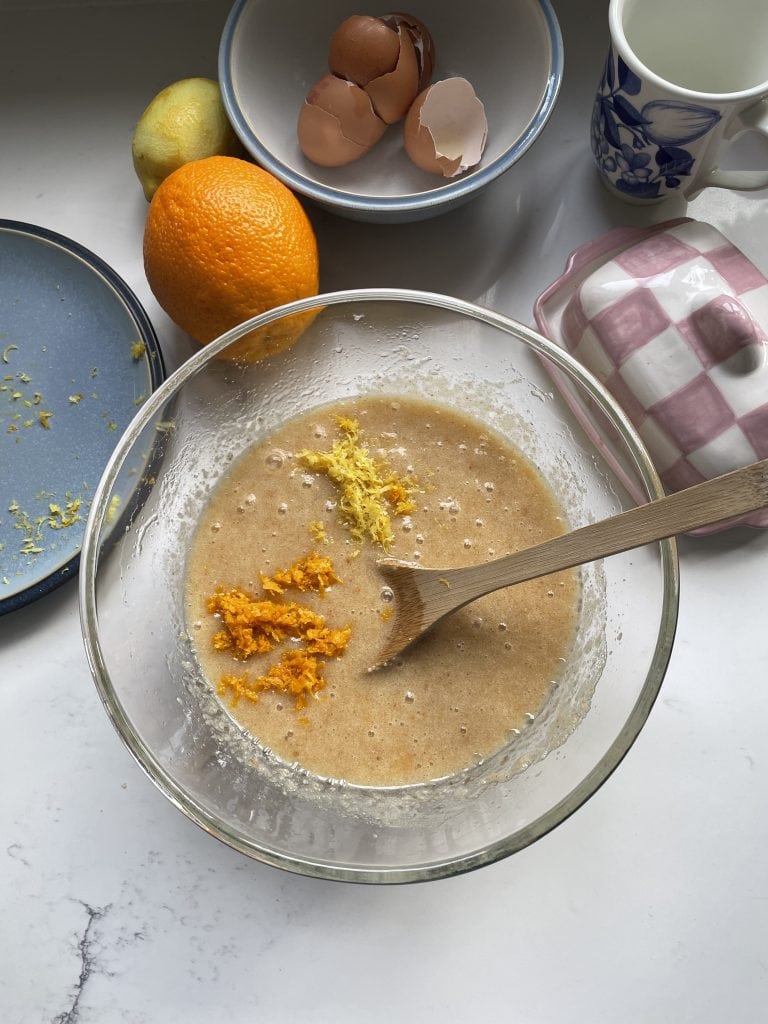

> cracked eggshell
[364,23,419,125]
[298,74,387,167]
[404,77,488,177]
[328,15,401,87]
[381,12,435,91]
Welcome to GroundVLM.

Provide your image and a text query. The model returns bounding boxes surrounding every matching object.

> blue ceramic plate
[0,220,164,615]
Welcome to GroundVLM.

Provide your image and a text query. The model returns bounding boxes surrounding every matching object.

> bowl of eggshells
[218,0,564,221]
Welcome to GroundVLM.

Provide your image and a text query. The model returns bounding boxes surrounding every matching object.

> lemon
[131,78,243,201]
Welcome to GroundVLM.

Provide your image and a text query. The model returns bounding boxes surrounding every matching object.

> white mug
[591,0,768,202]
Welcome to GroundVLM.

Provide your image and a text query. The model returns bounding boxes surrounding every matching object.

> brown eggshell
[364,24,419,125]
[381,12,435,91]
[298,75,387,167]
[298,103,371,167]
[404,77,488,177]
[328,15,400,87]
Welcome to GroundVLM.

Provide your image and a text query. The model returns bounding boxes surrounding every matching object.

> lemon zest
[308,520,328,544]
[106,495,121,523]
[8,501,46,556]
[48,497,82,529]
[297,417,416,550]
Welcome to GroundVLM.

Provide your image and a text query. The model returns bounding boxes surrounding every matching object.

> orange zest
[219,651,328,711]
[207,588,350,659]
[260,551,340,595]
[206,554,351,709]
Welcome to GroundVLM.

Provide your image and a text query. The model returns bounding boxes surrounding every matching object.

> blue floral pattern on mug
[591,46,722,199]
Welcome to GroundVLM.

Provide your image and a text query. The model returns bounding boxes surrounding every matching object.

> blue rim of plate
[0,220,165,616]
[218,0,564,216]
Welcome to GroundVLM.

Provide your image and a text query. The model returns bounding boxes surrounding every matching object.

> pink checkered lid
[551,218,768,529]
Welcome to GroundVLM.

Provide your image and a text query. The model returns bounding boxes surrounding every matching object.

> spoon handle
[436,457,768,604]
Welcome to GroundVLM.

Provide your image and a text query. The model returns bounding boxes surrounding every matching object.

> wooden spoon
[373,457,768,669]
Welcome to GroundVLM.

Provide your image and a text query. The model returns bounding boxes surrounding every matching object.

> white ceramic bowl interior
[219,0,563,220]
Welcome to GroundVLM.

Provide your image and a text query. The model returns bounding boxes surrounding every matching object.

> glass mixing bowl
[79,290,679,883]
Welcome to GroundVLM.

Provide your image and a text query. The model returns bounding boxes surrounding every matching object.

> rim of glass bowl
[217,0,564,217]
[79,288,680,885]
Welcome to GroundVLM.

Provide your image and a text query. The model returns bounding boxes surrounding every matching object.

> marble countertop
[2,1,767,1021]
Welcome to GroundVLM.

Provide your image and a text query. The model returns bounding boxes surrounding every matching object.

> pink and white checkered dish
[535,218,768,530]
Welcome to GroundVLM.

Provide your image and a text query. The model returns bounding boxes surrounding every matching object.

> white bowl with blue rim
[218,0,563,223]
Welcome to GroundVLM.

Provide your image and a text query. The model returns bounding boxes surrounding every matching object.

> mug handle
[698,97,768,192]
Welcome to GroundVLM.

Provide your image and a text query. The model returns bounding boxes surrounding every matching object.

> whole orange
[143,156,320,361]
